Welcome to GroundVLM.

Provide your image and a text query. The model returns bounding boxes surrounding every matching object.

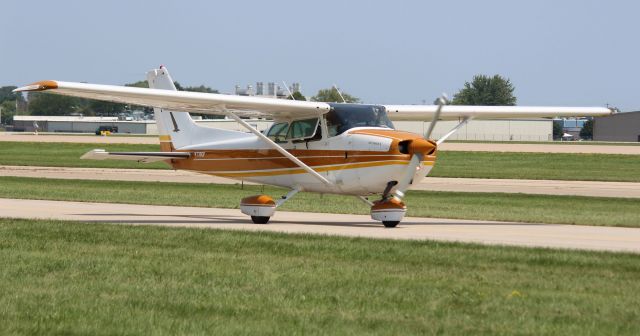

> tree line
[0,74,517,124]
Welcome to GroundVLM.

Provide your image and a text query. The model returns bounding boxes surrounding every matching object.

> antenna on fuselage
[333,84,347,103]
[282,81,295,100]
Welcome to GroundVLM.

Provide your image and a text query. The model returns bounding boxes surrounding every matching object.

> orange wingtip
[13,80,59,92]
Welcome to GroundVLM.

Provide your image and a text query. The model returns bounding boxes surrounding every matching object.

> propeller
[391,95,447,200]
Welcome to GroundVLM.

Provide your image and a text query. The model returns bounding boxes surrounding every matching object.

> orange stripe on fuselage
[170,149,436,173]
[160,128,437,177]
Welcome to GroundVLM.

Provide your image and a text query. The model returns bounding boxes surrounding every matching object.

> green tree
[27,92,85,116]
[311,87,359,103]
[183,84,218,94]
[452,74,516,106]
[0,86,28,124]
[553,120,563,140]
[1,100,17,124]
[126,80,149,88]
[0,86,18,103]
[88,100,125,116]
[287,91,306,101]
[580,119,593,139]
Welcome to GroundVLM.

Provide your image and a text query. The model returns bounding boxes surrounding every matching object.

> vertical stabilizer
[147,67,196,150]
[146,66,258,151]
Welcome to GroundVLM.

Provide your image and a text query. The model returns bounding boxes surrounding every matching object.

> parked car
[95,126,118,135]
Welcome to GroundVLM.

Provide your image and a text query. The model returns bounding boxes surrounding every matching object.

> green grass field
[1,141,639,181]
[1,176,638,227]
[1,218,638,335]
[431,151,640,182]
[0,141,166,169]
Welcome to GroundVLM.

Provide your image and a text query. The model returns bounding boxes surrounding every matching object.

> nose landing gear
[370,197,406,228]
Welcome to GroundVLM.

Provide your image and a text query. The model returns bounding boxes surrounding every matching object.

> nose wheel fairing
[370,198,406,227]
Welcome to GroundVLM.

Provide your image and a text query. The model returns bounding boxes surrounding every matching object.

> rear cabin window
[286,118,319,140]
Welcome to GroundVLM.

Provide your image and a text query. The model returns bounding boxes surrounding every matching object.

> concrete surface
[2,165,639,198]
[1,198,639,254]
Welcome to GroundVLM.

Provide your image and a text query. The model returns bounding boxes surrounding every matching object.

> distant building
[560,118,588,138]
[236,82,301,98]
[12,116,151,134]
[12,115,552,141]
[593,111,640,142]
[395,119,553,142]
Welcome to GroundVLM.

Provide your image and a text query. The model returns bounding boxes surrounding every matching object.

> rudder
[146,67,196,150]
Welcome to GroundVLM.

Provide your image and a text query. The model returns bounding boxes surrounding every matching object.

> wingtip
[13,80,59,92]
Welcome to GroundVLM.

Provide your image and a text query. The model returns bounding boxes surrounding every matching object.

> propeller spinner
[392,95,447,200]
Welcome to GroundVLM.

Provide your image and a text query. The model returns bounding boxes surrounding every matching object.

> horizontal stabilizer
[81,149,190,163]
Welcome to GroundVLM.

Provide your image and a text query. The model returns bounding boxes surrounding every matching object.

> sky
[1,0,638,111]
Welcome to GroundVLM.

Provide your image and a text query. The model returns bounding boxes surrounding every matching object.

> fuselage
[167,126,437,195]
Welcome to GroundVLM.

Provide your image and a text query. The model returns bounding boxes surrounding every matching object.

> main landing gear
[240,187,407,228]
[240,188,301,224]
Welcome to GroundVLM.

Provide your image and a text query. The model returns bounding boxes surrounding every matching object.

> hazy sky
[1,0,638,110]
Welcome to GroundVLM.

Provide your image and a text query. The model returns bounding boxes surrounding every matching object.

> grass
[1,218,639,335]
[1,141,640,182]
[431,151,640,182]
[0,176,638,227]
[0,141,166,169]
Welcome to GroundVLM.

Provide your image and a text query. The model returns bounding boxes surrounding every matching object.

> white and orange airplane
[14,67,611,227]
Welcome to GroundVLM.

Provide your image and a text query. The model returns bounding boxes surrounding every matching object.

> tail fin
[147,67,197,150]
[146,66,258,151]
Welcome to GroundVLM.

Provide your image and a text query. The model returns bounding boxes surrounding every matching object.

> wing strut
[436,117,473,145]
[226,112,334,186]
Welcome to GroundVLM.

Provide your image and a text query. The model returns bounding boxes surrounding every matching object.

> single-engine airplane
[14,67,612,227]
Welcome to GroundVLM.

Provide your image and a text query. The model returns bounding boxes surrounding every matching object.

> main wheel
[383,221,399,228]
[251,216,270,224]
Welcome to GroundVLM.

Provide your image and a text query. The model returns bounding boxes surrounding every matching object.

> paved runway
[2,165,639,198]
[2,198,639,253]
[2,133,639,154]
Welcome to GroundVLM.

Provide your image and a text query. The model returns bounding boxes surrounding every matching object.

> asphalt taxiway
[2,198,639,254]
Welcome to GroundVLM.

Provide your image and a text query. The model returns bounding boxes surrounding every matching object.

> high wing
[14,76,612,121]
[81,149,190,163]
[384,105,612,121]
[14,80,331,119]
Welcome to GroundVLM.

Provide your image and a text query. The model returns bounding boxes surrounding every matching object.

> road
[2,165,639,198]
[2,133,639,154]
[2,198,639,253]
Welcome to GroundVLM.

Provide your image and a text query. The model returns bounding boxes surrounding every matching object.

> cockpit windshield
[325,103,394,136]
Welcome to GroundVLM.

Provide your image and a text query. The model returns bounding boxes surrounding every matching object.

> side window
[286,118,319,140]
[309,121,323,141]
[266,122,289,143]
